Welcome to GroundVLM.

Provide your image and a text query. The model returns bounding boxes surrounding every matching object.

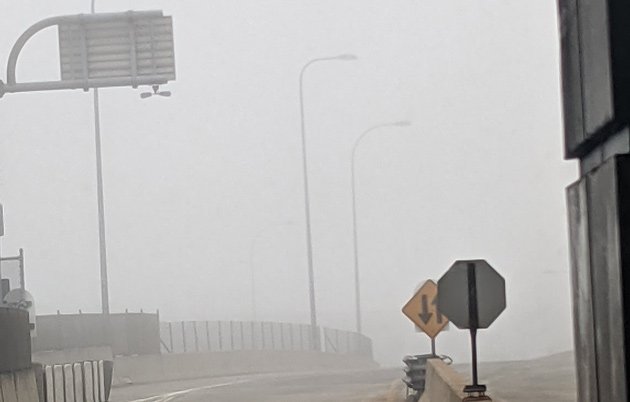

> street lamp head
[393,120,412,127]
[335,54,358,61]
[140,85,172,99]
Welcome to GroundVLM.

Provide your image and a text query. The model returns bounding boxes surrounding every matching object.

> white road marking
[127,379,249,402]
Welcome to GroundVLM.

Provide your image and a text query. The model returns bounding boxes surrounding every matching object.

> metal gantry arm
[0,11,174,97]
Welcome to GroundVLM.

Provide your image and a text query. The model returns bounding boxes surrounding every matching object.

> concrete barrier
[98,361,105,402]
[73,364,83,402]
[0,368,40,402]
[45,365,54,402]
[92,362,99,402]
[113,350,378,386]
[41,360,113,402]
[63,365,74,402]
[83,362,94,402]
[52,365,63,402]
[1,371,19,402]
[33,363,45,402]
[419,359,466,402]
[15,368,40,402]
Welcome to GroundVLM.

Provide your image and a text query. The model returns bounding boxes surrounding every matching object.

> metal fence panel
[159,320,372,358]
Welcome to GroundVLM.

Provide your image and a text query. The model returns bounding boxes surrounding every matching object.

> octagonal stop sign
[437,260,506,330]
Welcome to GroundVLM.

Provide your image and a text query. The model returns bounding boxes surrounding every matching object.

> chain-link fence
[160,320,373,358]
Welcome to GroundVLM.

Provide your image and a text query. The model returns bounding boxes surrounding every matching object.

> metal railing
[160,320,373,358]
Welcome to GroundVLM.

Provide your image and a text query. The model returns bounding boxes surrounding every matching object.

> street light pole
[298,54,356,350]
[351,121,411,334]
[91,0,109,315]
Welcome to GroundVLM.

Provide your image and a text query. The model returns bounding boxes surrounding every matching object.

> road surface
[456,352,576,402]
[111,352,576,402]
[111,369,401,402]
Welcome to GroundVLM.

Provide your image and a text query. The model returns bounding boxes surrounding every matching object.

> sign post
[438,260,506,401]
[402,279,449,354]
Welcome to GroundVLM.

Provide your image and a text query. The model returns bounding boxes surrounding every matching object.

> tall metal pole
[91,0,109,315]
[18,248,24,290]
[298,54,356,350]
[350,121,410,334]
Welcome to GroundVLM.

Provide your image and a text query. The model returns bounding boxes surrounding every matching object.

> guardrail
[160,320,373,358]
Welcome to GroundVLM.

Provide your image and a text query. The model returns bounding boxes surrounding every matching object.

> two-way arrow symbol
[418,294,445,325]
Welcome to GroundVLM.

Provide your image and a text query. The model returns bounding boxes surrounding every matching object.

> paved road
[111,352,576,402]
[456,352,576,402]
[111,369,401,402]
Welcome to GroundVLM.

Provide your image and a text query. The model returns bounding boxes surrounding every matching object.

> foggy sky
[0,0,577,364]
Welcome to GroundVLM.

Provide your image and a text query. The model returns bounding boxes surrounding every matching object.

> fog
[0,0,577,365]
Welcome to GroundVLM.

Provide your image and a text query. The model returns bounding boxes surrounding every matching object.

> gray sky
[0,0,577,364]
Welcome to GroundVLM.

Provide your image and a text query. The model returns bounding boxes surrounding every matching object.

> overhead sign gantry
[0,10,175,97]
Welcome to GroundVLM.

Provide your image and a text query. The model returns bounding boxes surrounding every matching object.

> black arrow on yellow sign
[419,295,433,324]
[432,297,444,324]
[419,295,445,325]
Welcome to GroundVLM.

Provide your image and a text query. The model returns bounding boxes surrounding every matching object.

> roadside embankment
[112,350,378,386]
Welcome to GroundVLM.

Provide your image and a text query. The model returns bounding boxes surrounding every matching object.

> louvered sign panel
[58,11,175,85]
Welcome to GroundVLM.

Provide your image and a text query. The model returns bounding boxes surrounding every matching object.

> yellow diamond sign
[402,280,449,339]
